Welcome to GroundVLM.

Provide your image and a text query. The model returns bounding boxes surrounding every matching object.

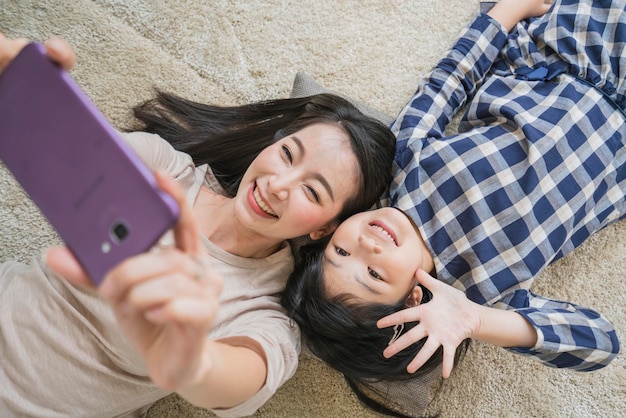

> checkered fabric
[389,0,625,371]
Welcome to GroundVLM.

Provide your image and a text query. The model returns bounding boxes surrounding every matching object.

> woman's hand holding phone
[0,32,222,392]
[47,173,224,391]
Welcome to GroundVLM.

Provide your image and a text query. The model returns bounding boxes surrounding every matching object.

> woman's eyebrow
[292,136,335,201]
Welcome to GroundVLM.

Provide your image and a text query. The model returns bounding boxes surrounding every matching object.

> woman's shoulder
[118,131,175,156]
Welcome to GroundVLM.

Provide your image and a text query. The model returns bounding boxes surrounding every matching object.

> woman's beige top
[0,132,300,418]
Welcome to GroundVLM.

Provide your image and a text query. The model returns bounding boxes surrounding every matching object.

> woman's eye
[335,246,349,257]
[368,268,383,281]
[305,185,320,203]
[281,145,293,163]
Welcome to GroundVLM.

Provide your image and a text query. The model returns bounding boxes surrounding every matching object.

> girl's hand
[488,0,553,32]
[47,173,224,391]
[377,269,480,378]
[0,33,75,73]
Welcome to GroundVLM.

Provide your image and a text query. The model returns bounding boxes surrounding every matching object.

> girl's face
[235,122,360,241]
[323,207,433,305]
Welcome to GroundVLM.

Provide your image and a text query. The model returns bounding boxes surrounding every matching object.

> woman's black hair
[130,90,396,223]
[282,240,470,416]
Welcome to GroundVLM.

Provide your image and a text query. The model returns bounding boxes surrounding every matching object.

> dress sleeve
[497,289,619,371]
[391,14,508,152]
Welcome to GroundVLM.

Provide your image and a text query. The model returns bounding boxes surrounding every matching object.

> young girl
[0,36,396,416]
[283,0,623,400]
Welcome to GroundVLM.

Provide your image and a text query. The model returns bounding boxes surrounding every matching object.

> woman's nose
[267,176,290,201]
[358,234,382,254]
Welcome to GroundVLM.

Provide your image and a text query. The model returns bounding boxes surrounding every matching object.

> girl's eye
[368,268,383,281]
[281,145,293,163]
[305,185,320,203]
[335,246,349,257]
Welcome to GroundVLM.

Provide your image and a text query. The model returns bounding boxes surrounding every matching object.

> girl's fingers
[383,325,428,358]
[415,268,439,289]
[377,307,420,328]
[406,339,439,373]
[441,345,457,379]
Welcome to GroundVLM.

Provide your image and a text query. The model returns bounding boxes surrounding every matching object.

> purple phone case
[0,43,179,284]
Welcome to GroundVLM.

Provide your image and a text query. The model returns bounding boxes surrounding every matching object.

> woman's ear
[309,222,337,240]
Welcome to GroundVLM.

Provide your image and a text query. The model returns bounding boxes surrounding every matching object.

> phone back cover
[0,43,179,284]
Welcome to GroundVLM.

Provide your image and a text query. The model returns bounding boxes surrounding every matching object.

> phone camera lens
[111,221,129,243]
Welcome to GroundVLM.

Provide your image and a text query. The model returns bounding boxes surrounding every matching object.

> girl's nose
[358,234,382,254]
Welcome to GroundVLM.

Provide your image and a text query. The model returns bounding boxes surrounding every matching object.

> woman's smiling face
[323,207,433,305]
[234,122,360,241]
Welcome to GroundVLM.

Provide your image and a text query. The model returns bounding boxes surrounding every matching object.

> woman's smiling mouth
[252,184,278,217]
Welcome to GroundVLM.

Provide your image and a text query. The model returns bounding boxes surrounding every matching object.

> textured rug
[1,1,624,417]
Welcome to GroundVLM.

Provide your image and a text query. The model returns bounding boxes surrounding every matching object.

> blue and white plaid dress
[389,0,624,371]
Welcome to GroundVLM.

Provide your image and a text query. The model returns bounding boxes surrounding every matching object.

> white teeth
[253,187,277,217]
[372,224,396,245]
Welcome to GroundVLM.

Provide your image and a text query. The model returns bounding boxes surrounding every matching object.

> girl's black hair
[282,240,470,416]
[130,90,396,223]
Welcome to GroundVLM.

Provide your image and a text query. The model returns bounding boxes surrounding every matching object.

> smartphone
[0,43,179,284]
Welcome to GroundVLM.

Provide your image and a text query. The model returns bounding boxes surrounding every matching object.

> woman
[282,0,623,406]
[0,35,396,417]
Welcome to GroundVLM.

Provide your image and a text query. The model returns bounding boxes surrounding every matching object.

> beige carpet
[1,1,624,417]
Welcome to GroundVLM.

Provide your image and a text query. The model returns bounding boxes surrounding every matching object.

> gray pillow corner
[290,72,393,126]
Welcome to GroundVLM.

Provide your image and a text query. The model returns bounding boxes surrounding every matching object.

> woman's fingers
[151,297,220,326]
[127,269,221,311]
[43,37,76,70]
[0,34,76,73]
[100,248,222,318]
[0,33,28,72]
[154,172,202,257]
[45,246,93,287]
[100,249,199,302]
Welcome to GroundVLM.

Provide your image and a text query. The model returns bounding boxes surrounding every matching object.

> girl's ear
[309,222,337,240]
[406,270,424,307]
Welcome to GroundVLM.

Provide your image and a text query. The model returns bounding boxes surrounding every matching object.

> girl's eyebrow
[325,255,380,295]
[292,135,335,201]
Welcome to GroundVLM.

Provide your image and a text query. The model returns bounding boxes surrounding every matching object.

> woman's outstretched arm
[47,174,269,410]
[1,31,272,412]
